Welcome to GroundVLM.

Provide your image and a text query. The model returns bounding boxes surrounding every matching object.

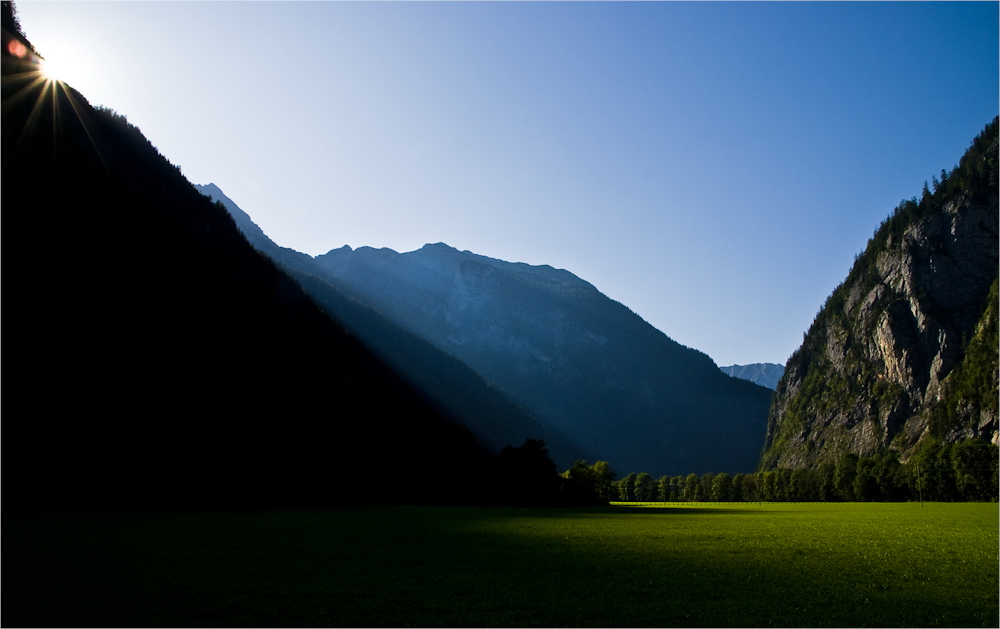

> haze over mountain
[761,118,999,470]
[313,243,777,477]
[202,180,774,477]
[196,183,592,470]
[719,363,785,391]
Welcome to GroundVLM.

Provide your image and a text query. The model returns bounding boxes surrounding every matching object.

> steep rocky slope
[761,118,999,469]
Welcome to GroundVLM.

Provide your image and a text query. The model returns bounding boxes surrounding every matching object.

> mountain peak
[719,363,785,390]
[419,242,460,253]
[300,238,772,475]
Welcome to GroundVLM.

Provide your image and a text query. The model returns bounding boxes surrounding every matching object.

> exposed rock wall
[761,119,999,469]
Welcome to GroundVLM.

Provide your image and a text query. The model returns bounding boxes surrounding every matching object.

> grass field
[4,502,997,627]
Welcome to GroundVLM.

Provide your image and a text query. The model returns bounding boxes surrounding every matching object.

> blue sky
[18,1,998,367]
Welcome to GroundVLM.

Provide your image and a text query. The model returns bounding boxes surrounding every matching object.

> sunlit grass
[4,503,997,627]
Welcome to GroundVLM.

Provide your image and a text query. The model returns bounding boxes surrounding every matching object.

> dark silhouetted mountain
[761,118,998,470]
[197,183,592,469]
[2,15,546,512]
[719,363,785,390]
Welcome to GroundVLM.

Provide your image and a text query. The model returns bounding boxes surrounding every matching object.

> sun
[33,40,89,89]
[39,55,69,84]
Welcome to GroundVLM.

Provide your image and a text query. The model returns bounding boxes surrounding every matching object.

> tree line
[565,438,997,504]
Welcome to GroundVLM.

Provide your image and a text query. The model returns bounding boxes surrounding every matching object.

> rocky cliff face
[761,119,999,469]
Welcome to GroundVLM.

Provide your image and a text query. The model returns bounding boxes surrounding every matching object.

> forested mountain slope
[301,243,773,477]
[197,183,592,469]
[760,118,999,470]
[2,8,526,511]
[204,178,773,476]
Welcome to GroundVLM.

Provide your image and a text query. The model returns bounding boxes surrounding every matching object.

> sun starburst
[3,36,104,166]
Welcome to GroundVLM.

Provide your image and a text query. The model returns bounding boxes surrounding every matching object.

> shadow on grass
[3,505,996,628]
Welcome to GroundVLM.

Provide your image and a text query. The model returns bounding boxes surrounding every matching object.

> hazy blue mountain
[197,184,592,470]
[719,363,785,390]
[307,243,773,477]
[203,183,772,476]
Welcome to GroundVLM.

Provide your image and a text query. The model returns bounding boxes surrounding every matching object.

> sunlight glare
[40,56,67,84]
[36,44,90,91]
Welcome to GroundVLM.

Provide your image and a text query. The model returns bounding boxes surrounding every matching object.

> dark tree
[711,473,733,502]
[497,438,562,506]
[854,458,880,502]
[683,473,699,501]
[834,453,860,501]
[618,473,637,501]
[817,463,837,501]
[634,472,655,501]
[952,439,999,501]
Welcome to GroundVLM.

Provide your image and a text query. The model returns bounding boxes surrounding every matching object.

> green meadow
[5,503,997,627]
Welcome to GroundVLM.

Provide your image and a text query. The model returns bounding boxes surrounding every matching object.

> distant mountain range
[201,184,774,476]
[719,363,785,390]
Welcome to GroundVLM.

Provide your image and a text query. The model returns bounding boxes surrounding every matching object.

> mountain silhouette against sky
[197,183,593,470]
[202,181,774,477]
[2,12,558,512]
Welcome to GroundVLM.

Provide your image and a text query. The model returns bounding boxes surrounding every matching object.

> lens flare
[7,39,27,58]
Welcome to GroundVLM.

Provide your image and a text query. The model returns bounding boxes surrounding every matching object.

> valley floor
[4,502,997,627]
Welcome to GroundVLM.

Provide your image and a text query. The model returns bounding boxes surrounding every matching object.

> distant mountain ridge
[196,184,592,469]
[310,243,775,477]
[719,363,785,390]
[202,183,774,477]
